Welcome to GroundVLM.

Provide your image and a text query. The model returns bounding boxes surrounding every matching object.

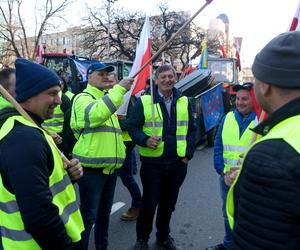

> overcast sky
[21,0,300,67]
[109,0,299,67]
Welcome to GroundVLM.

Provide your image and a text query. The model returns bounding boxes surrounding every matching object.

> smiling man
[70,61,134,250]
[0,58,84,250]
[128,65,196,250]
[207,82,256,250]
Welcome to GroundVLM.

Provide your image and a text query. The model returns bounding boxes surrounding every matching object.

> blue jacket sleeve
[0,125,76,250]
[127,98,149,147]
[185,100,196,159]
[214,116,225,174]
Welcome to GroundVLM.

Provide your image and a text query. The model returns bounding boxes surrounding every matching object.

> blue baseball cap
[87,62,114,75]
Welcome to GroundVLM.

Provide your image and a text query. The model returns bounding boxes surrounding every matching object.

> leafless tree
[80,3,219,70]
[0,0,71,64]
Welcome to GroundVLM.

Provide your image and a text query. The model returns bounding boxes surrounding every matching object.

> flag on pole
[289,0,300,31]
[198,39,208,69]
[234,37,242,71]
[117,16,151,115]
[37,38,43,64]
[73,59,99,82]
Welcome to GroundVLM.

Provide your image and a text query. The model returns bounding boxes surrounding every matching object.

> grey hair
[154,64,176,79]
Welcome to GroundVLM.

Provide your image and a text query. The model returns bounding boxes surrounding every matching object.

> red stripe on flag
[132,38,151,96]
[290,17,299,31]
[250,87,268,120]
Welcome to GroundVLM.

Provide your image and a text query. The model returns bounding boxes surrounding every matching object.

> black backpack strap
[60,93,72,113]
[72,91,97,128]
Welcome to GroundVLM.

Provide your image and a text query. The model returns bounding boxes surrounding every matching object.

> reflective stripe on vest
[226,115,300,230]
[42,91,64,133]
[139,95,189,157]
[222,112,255,173]
[0,116,84,250]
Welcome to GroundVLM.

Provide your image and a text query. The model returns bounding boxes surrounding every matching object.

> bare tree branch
[16,0,30,57]
[0,0,72,63]
[79,2,217,70]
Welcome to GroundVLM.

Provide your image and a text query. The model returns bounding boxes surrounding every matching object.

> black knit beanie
[252,31,300,88]
[15,58,61,102]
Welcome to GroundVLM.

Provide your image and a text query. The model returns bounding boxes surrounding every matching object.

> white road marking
[92,201,126,229]
[110,201,126,215]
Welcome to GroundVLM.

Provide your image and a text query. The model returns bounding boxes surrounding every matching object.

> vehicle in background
[207,56,239,112]
[176,69,224,146]
[42,53,133,94]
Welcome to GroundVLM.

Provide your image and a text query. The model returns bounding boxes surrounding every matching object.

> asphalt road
[88,146,224,250]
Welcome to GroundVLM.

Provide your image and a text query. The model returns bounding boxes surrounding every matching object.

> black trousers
[136,160,187,241]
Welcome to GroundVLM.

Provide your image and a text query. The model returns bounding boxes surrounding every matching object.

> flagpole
[132,0,213,79]
[149,64,156,136]
[0,84,70,165]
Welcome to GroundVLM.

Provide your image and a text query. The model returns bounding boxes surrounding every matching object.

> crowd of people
[0,30,300,250]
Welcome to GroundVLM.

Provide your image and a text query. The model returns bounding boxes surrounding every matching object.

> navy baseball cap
[87,62,114,75]
[232,82,253,92]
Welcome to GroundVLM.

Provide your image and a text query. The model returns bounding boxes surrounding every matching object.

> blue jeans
[78,169,117,250]
[219,176,232,250]
[118,142,142,208]
[131,148,138,175]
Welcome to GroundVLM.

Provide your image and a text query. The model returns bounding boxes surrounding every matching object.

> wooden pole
[0,84,70,165]
[149,64,156,136]
[131,0,214,79]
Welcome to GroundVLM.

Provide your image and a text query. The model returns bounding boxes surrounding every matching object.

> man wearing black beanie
[227,31,300,249]
[0,58,84,250]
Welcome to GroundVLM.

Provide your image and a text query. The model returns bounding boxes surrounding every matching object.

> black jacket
[0,110,82,250]
[232,97,300,250]
[128,85,196,164]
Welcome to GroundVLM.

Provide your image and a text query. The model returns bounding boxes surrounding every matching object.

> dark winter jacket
[232,97,300,250]
[128,85,196,164]
[0,110,82,250]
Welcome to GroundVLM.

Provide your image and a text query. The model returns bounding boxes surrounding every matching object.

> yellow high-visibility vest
[226,115,300,230]
[71,84,126,174]
[0,115,84,249]
[65,90,75,101]
[222,112,255,173]
[42,91,64,133]
[139,95,189,157]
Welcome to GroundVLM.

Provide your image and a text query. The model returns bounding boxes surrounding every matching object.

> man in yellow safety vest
[0,58,84,250]
[206,82,257,250]
[129,65,196,250]
[227,31,300,249]
[71,61,133,250]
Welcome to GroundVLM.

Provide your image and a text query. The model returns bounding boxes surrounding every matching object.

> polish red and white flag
[289,0,300,31]
[117,16,151,115]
